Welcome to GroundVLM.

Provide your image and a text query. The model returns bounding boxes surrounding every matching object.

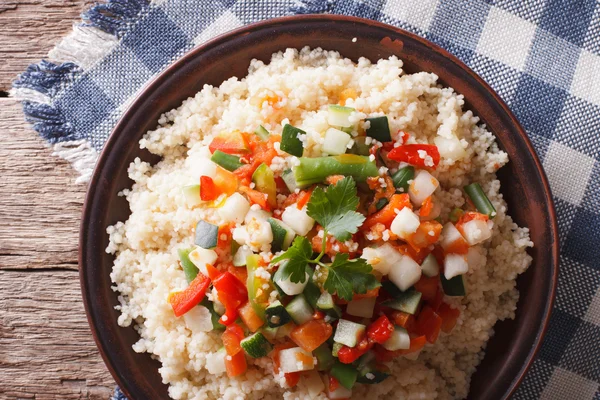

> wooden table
[0,2,115,398]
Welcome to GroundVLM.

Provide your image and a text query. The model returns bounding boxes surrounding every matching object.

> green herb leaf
[270,236,313,283]
[307,176,365,241]
[323,254,380,301]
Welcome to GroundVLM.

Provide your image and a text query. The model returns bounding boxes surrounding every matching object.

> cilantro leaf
[307,176,365,241]
[270,236,313,283]
[323,254,380,301]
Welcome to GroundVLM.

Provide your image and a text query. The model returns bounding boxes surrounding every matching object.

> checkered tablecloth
[13,0,600,398]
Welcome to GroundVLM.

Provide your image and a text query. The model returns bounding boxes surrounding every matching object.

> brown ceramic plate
[80,15,558,400]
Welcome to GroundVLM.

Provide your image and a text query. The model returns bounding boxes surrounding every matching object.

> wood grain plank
[0,0,95,91]
[0,98,86,271]
[0,269,114,399]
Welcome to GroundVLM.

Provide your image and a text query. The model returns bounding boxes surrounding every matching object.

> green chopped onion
[464,183,497,217]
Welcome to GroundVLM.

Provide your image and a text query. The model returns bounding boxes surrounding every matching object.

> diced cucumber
[275,321,295,339]
[346,297,376,318]
[261,325,278,341]
[210,150,243,171]
[194,220,219,249]
[233,245,253,267]
[279,347,315,373]
[382,326,410,351]
[332,342,343,357]
[178,247,199,282]
[316,292,342,320]
[268,218,296,252]
[240,332,273,358]
[281,124,305,157]
[441,274,466,297]
[348,136,371,156]
[255,125,270,141]
[323,128,352,155]
[381,279,403,298]
[391,166,415,193]
[264,300,291,328]
[365,116,391,142]
[182,184,201,207]
[200,298,226,331]
[273,261,310,296]
[357,362,390,384]
[252,163,277,208]
[285,294,314,325]
[381,289,422,315]
[314,343,335,371]
[330,361,358,390]
[333,319,366,348]
[302,270,321,310]
[281,169,299,193]
[420,253,440,277]
[327,104,355,128]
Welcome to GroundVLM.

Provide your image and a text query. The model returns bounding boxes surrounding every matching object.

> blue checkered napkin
[13,0,600,398]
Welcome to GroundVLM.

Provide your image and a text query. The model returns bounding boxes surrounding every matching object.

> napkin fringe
[11,0,150,183]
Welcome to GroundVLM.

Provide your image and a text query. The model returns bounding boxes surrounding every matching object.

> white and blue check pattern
[13,0,600,398]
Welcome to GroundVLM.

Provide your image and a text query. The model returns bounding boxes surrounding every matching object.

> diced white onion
[278,347,315,373]
[303,370,325,397]
[409,170,439,205]
[382,326,410,351]
[282,205,315,236]
[459,219,492,245]
[218,192,250,223]
[188,247,218,276]
[183,305,213,333]
[440,223,466,252]
[444,253,469,279]
[388,255,422,291]
[360,243,402,276]
[390,207,420,238]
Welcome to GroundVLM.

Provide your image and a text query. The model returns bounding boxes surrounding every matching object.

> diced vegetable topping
[365,116,391,142]
[464,182,497,217]
[281,124,305,157]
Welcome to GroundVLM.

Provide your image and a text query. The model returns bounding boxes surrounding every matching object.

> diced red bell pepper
[413,275,440,303]
[284,372,301,387]
[328,376,341,392]
[168,273,211,317]
[212,167,239,196]
[430,288,444,312]
[387,144,440,169]
[240,187,271,211]
[367,315,395,344]
[290,319,333,352]
[222,323,244,356]
[420,196,434,217]
[213,272,248,325]
[209,131,250,155]
[438,302,461,333]
[200,176,220,201]
[389,310,417,333]
[405,220,443,251]
[238,301,264,332]
[415,305,442,344]
[225,350,247,377]
[362,193,412,229]
[338,344,369,364]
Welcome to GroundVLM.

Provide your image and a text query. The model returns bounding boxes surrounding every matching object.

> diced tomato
[413,275,439,303]
[438,303,461,333]
[396,244,429,264]
[284,372,301,387]
[338,344,369,364]
[325,175,346,185]
[367,315,395,344]
[241,186,271,211]
[420,196,434,217]
[312,310,325,320]
[444,235,470,255]
[415,305,442,344]
[328,376,341,392]
[431,246,445,268]
[430,288,444,312]
[213,167,239,196]
[455,211,489,236]
[405,220,443,251]
[168,273,211,317]
[363,193,412,229]
[290,319,333,352]
[233,135,280,184]
[387,144,440,169]
[238,301,265,332]
[296,189,313,210]
[199,176,220,201]
[209,131,250,155]
[275,176,289,193]
[338,88,357,105]
[389,311,416,333]
[222,331,242,356]
[225,350,247,377]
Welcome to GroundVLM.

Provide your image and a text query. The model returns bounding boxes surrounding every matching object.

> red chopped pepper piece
[415,305,442,344]
[338,345,369,364]
[438,302,461,333]
[212,271,248,325]
[225,350,247,377]
[209,132,250,155]
[284,372,301,387]
[413,275,440,303]
[367,315,395,344]
[200,176,220,201]
[168,273,211,317]
[387,144,440,169]
[362,193,412,229]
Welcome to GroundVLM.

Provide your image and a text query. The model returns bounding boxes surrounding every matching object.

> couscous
[107,47,533,400]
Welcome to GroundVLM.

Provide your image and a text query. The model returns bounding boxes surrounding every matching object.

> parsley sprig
[271,177,379,300]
